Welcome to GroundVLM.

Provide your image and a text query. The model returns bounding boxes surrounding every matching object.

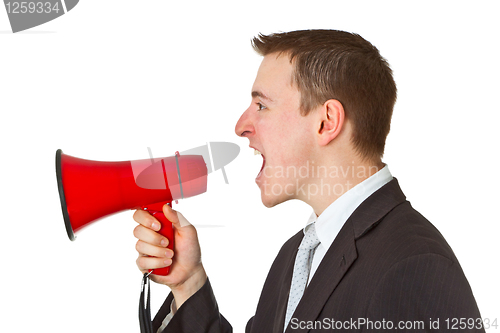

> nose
[235,106,254,138]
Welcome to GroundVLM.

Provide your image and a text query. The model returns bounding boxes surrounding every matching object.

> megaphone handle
[147,210,174,276]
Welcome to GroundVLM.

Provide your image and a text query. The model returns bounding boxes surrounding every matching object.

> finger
[136,255,172,271]
[133,225,169,247]
[163,204,179,225]
[133,209,161,231]
[163,204,192,228]
[135,240,174,258]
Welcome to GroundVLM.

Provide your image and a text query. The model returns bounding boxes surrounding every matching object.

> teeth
[254,149,262,155]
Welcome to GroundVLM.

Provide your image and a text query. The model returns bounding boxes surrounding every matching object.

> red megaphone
[55,149,208,275]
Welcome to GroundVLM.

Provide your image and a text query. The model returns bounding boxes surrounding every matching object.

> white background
[1,1,499,332]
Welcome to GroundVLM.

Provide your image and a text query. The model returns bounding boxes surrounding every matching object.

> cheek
[273,131,313,167]
[284,119,314,157]
[259,112,314,166]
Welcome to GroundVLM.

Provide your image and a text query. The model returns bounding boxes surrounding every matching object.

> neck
[301,158,385,216]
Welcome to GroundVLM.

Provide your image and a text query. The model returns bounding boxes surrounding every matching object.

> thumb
[163,204,192,228]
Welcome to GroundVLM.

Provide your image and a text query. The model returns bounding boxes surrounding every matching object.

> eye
[256,102,267,111]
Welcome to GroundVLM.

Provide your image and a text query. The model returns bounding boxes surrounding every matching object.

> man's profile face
[235,53,317,207]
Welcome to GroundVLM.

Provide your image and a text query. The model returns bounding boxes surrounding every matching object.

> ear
[317,99,345,146]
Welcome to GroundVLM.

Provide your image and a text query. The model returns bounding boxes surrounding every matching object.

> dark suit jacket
[154,179,484,332]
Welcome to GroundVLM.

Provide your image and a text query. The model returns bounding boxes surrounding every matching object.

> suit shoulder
[362,201,459,264]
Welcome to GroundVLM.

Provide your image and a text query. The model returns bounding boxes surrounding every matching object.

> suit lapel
[283,178,407,332]
[274,234,302,333]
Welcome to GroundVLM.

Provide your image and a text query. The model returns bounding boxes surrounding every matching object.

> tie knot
[299,223,320,251]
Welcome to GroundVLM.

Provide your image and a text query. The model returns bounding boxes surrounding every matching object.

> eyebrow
[251,90,274,103]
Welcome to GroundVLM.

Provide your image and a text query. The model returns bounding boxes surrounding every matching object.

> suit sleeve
[153,278,232,333]
[245,316,254,333]
[365,253,484,332]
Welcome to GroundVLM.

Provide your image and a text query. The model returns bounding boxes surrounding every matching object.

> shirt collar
[304,165,393,250]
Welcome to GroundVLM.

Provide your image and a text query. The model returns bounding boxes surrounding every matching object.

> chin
[260,191,289,208]
[257,177,295,208]
[261,197,278,208]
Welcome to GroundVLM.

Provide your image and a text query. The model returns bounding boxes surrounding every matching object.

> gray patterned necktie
[284,223,321,330]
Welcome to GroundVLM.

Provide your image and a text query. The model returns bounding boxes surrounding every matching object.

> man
[133,30,484,332]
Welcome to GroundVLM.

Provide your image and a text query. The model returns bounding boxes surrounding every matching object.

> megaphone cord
[139,273,154,333]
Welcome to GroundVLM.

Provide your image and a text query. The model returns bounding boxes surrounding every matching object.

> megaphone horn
[55,149,208,275]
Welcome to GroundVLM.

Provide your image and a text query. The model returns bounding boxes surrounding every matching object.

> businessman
[133,30,484,332]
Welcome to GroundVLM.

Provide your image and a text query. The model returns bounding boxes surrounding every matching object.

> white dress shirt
[157,302,175,333]
[305,165,393,284]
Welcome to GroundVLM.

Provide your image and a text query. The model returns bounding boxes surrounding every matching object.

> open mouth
[254,149,266,178]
